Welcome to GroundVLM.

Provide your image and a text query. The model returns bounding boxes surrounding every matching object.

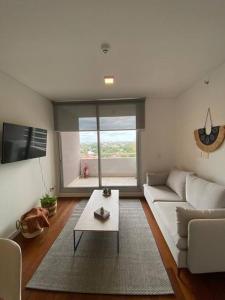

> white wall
[175,62,225,185]
[61,132,80,186]
[0,71,56,238]
[140,98,176,184]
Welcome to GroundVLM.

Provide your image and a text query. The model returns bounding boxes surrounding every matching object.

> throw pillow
[186,174,225,209]
[166,168,192,199]
[146,172,168,186]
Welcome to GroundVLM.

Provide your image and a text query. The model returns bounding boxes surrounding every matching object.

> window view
[61,130,137,188]
[81,131,136,158]
[100,131,137,186]
[61,131,99,188]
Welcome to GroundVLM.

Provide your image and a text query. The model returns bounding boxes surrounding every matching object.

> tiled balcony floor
[67,176,137,187]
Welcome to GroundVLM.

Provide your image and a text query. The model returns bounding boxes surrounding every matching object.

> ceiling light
[104,76,114,85]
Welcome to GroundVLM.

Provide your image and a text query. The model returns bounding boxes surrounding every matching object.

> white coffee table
[73,189,119,254]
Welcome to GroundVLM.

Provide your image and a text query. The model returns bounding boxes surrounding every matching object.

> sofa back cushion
[166,169,192,199]
[186,175,225,209]
[176,206,225,237]
[146,172,168,186]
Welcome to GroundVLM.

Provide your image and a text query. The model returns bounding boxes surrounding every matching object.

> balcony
[63,157,137,188]
[60,131,137,188]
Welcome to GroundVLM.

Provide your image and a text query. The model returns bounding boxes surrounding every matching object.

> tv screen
[1,122,47,164]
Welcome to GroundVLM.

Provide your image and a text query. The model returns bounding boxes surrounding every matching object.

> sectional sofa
[143,169,225,274]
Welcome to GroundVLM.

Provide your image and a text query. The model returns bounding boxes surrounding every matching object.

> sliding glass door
[98,102,138,187]
[100,130,137,187]
[55,99,145,191]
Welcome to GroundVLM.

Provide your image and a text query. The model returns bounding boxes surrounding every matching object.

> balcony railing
[64,157,137,187]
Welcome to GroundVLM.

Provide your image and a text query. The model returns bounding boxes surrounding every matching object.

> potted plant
[40,194,57,216]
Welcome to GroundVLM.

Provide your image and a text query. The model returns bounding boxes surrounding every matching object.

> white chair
[0,238,22,300]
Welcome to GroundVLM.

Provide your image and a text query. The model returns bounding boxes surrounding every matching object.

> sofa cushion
[146,172,168,186]
[144,184,183,203]
[154,201,193,250]
[176,207,225,237]
[186,175,225,209]
[166,169,192,199]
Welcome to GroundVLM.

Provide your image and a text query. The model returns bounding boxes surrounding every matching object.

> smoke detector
[101,43,110,54]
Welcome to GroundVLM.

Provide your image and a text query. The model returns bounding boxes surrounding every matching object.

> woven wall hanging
[194,108,225,153]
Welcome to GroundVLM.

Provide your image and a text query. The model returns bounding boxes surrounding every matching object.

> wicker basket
[16,220,43,238]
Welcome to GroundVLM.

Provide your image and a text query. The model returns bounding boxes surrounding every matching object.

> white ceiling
[0,0,225,101]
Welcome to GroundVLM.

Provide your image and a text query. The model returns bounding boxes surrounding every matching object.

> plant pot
[42,202,57,217]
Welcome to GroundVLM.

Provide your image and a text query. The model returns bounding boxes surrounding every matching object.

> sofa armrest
[146,172,168,186]
[187,218,225,273]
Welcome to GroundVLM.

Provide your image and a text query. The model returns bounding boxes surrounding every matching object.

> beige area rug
[27,199,174,295]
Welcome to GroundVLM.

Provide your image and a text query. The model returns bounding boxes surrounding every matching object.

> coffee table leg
[74,231,84,253]
[73,230,76,253]
[117,231,119,254]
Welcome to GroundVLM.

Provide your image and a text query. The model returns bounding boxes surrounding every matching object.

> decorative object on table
[94,206,110,220]
[194,107,225,153]
[16,207,49,238]
[40,194,57,216]
[103,187,111,197]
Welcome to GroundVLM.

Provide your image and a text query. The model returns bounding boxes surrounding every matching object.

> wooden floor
[14,198,225,300]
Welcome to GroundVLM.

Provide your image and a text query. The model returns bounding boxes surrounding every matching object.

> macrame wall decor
[194,107,225,153]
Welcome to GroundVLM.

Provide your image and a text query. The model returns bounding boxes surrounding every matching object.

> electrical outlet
[50,186,55,192]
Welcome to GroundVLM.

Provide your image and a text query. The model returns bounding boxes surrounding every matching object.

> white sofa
[143,169,225,274]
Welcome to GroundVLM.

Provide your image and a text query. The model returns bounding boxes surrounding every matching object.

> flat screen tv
[1,122,47,164]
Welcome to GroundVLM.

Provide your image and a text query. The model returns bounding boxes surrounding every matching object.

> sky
[80,130,136,144]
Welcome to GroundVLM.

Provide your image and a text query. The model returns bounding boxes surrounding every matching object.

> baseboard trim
[8,229,20,240]
[59,191,144,198]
